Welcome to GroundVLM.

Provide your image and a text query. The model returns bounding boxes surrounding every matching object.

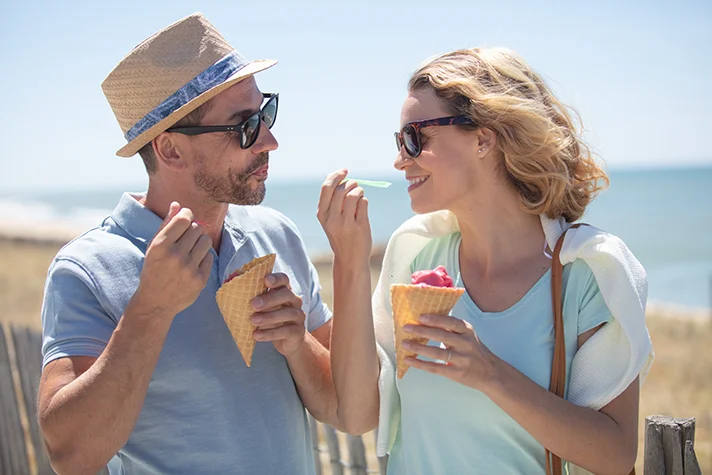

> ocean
[1,167,711,310]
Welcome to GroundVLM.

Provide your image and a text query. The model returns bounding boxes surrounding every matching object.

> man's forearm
[285,332,344,431]
[330,257,380,435]
[40,301,173,474]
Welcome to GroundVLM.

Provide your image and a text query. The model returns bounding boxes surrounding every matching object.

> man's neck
[140,185,228,253]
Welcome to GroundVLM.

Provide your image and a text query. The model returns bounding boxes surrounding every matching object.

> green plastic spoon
[344,178,392,188]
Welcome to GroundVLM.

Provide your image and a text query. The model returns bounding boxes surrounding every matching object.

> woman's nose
[394,149,412,171]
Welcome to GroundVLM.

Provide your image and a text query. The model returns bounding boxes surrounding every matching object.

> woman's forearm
[483,359,638,474]
[330,256,380,435]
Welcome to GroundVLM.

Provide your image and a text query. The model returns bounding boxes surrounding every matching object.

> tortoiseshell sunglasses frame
[394,115,476,158]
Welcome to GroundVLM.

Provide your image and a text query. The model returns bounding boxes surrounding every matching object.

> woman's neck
[453,195,546,278]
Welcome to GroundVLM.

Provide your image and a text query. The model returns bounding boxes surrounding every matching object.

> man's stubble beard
[193,151,269,206]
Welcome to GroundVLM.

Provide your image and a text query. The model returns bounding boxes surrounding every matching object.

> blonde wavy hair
[408,47,608,222]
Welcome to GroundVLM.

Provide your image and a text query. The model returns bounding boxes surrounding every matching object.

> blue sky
[1,0,710,192]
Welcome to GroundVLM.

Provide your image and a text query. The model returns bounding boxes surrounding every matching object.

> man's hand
[251,273,306,357]
[131,201,214,319]
[37,203,215,474]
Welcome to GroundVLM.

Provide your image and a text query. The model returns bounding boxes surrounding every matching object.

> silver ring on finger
[445,348,452,364]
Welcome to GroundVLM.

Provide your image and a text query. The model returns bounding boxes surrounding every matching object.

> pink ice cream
[224,268,244,284]
[411,265,454,288]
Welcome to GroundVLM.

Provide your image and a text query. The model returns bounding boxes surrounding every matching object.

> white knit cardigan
[372,211,654,473]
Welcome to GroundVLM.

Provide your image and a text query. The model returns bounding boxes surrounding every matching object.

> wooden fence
[0,323,701,475]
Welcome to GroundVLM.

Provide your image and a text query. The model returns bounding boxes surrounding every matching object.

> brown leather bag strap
[545,223,586,475]
[544,224,635,475]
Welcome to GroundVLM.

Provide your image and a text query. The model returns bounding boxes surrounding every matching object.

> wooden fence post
[12,326,53,475]
[346,434,367,475]
[323,425,344,475]
[309,415,323,475]
[644,415,701,475]
[0,324,31,475]
[374,428,388,475]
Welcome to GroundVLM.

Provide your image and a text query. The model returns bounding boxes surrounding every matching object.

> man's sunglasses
[168,93,279,149]
[394,115,476,158]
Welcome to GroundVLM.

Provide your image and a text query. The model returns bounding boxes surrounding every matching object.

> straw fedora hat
[102,12,277,158]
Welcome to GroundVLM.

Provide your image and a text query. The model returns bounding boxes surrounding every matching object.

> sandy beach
[1,233,710,472]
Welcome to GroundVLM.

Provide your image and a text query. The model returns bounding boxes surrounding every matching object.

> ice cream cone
[391,283,465,378]
[216,254,276,367]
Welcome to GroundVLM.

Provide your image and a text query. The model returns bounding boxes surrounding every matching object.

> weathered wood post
[12,326,54,475]
[323,425,344,475]
[308,416,323,475]
[375,428,388,475]
[346,434,367,475]
[0,324,32,475]
[644,415,701,475]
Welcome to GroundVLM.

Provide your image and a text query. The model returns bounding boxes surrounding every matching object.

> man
[38,12,342,475]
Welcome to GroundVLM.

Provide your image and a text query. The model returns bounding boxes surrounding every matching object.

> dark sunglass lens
[241,114,261,148]
[262,96,278,129]
[403,126,420,157]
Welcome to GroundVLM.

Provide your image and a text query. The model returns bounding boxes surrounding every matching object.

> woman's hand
[405,315,640,473]
[317,169,372,263]
[317,169,379,435]
[402,314,500,391]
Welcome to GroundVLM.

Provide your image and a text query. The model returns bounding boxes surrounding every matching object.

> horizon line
[1,161,710,195]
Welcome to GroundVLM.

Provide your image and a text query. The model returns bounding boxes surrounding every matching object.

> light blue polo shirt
[388,232,612,475]
[41,193,332,475]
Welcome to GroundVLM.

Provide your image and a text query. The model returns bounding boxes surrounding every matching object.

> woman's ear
[476,127,497,156]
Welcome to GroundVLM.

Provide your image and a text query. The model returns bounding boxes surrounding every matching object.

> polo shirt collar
[110,193,247,250]
[110,193,162,244]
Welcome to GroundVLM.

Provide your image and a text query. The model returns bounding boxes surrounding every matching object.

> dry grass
[1,239,709,472]
[638,314,712,471]
[0,240,63,330]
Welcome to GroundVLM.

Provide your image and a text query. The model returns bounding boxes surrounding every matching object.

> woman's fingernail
[252,316,262,324]
[402,341,412,349]
[252,297,263,309]
[404,324,414,332]
[419,315,431,323]
[254,331,262,340]
[266,275,276,285]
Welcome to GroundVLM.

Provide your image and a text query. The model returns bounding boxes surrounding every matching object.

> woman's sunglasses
[168,93,279,149]
[394,115,476,158]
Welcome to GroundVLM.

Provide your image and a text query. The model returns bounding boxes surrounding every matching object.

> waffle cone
[216,254,276,367]
[390,283,465,378]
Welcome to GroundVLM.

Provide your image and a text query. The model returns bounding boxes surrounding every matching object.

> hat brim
[116,59,278,158]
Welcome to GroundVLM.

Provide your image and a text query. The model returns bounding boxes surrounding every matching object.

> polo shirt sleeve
[41,257,117,368]
[304,256,332,333]
[264,207,333,333]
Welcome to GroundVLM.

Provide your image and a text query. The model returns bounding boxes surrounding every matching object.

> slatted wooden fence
[0,323,701,475]
[0,323,385,475]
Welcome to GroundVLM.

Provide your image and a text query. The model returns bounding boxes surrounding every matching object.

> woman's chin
[410,200,441,215]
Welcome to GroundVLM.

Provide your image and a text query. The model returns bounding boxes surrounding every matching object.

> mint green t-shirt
[388,232,613,475]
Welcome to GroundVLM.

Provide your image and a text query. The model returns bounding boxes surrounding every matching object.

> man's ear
[153,132,189,171]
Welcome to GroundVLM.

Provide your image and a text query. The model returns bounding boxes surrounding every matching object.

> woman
[318,47,652,474]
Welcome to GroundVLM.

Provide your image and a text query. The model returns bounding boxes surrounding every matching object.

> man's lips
[251,164,269,177]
